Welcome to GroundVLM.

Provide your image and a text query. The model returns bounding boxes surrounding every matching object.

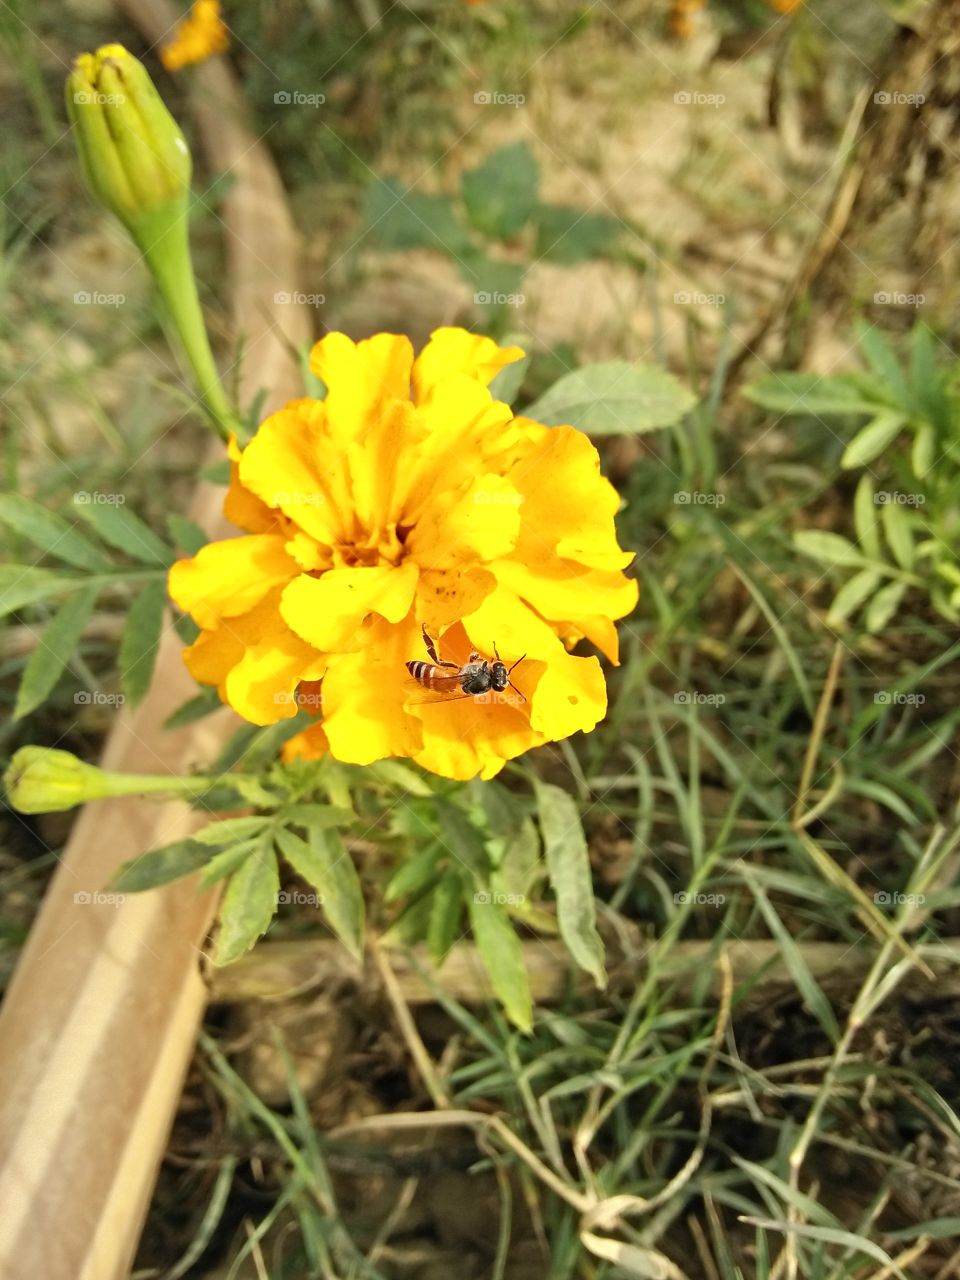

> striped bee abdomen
[405,660,461,691]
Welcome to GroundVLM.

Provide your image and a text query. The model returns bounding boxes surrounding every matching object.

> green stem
[140,219,241,443]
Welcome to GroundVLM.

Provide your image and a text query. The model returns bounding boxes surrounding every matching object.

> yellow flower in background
[169,328,637,780]
[160,0,229,72]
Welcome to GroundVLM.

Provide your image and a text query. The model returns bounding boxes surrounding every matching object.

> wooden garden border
[0,5,311,1275]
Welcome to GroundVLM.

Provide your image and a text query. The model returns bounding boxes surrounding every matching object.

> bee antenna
[507,679,527,704]
[508,653,525,674]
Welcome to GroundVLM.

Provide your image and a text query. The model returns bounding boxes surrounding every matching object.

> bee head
[490,661,509,692]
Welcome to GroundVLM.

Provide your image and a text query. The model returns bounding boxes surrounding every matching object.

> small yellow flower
[169,329,638,780]
[160,0,229,72]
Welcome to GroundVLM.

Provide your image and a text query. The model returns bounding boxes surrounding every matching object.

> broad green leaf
[793,530,865,568]
[853,475,881,560]
[458,252,525,299]
[433,797,490,880]
[880,500,915,569]
[119,579,166,707]
[840,411,905,469]
[856,323,909,408]
[385,843,442,902]
[827,567,882,627]
[191,816,272,846]
[213,845,279,965]
[0,566,79,618]
[73,498,171,565]
[167,513,208,555]
[363,179,474,256]
[15,585,99,718]
[0,495,110,571]
[461,141,539,241]
[427,870,464,965]
[488,353,530,406]
[282,803,355,828]
[534,780,606,987]
[364,759,434,797]
[494,815,542,901]
[111,838,209,891]
[275,826,364,959]
[467,893,532,1032]
[866,579,908,632]
[526,360,696,435]
[912,422,935,478]
[198,838,264,890]
[163,687,223,729]
[742,372,878,417]
[534,203,620,264]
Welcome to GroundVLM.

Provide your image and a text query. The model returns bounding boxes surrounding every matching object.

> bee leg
[422,624,459,669]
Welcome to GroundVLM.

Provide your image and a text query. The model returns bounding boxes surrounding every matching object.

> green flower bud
[4,746,216,815]
[65,44,191,247]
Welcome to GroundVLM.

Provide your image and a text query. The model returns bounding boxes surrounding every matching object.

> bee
[405,626,526,705]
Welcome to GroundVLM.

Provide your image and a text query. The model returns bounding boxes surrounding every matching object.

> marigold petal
[168,535,299,629]
[407,473,521,569]
[282,721,329,762]
[412,327,524,404]
[417,565,497,632]
[321,616,423,764]
[280,562,419,652]
[308,332,414,444]
[237,402,344,549]
[224,631,326,726]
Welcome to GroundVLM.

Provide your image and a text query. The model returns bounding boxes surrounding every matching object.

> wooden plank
[0,6,312,1275]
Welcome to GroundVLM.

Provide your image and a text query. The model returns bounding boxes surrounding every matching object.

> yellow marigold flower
[160,0,229,72]
[768,0,801,11]
[169,328,638,780]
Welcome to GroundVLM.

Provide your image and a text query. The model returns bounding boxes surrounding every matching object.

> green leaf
[363,178,474,256]
[853,475,882,560]
[198,837,264,890]
[534,203,620,264]
[167,513,208,555]
[427,870,464,965]
[866,579,908,633]
[214,845,280,965]
[826,567,883,627]
[385,843,442,902]
[111,838,209,892]
[467,892,532,1032]
[191,816,272,846]
[494,816,542,901]
[119,580,166,708]
[840,411,906,469]
[856,323,909,408]
[742,372,879,417]
[912,422,935,478]
[73,498,172,565]
[534,780,606,987]
[488,354,530,406]
[526,360,696,435]
[14,585,99,718]
[0,566,79,618]
[163,687,224,729]
[461,141,539,241]
[275,826,364,959]
[793,530,865,568]
[0,495,111,571]
[364,759,435,797]
[458,253,526,299]
[880,500,915,569]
